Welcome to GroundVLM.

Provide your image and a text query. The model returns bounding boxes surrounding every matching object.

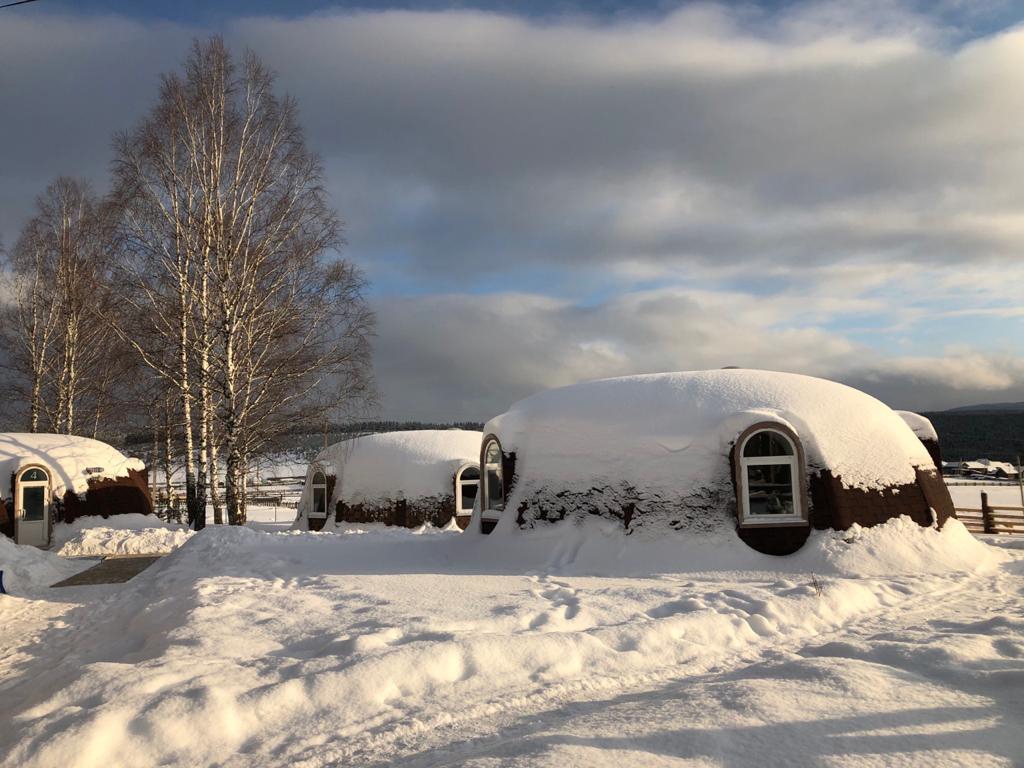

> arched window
[20,468,47,483]
[737,427,805,526]
[483,438,507,536]
[310,470,328,519]
[455,464,480,517]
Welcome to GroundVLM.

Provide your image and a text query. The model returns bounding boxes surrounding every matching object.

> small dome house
[475,370,954,555]
[0,433,153,547]
[297,430,484,531]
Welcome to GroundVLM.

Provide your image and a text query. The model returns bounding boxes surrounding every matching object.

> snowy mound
[486,369,934,495]
[308,430,482,503]
[0,535,89,596]
[0,432,145,498]
[895,410,939,442]
[54,514,192,557]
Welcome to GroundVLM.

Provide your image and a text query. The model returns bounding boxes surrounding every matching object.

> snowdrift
[0,517,1001,767]
[0,535,90,596]
[54,514,193,557]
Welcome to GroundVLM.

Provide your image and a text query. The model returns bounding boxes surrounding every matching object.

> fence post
[981,492,995,534]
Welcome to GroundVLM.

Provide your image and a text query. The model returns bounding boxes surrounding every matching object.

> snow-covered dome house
[296,430,484,531]
[0,433,152,547]
[476,370,955,555]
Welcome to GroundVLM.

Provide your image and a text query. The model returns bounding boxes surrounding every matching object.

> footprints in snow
[525,575,584,630]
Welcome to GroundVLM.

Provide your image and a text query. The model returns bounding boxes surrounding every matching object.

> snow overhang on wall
[484,369,934,497]
[894,410,939,443]
[0,433,146,499]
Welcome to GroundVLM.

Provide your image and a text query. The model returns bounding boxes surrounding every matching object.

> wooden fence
[955,491,1024,536]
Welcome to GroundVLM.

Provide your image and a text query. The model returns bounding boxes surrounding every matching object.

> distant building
[940,459,1019,479]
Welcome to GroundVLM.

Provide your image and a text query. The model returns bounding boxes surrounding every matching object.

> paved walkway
[51,555,163,588]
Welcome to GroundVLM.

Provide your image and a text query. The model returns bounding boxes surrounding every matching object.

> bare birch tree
[111,36,374,526]
[110,87,206,528]
[0,179,128,435]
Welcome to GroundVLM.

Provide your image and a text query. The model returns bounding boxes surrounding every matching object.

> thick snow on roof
[485,369,934,494]
[302,430,482,510]
[895,410,939,442]
[0,433,145,499]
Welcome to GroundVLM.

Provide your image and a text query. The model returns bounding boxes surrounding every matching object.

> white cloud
[2,5,1024,418]
[373,283,1024,420]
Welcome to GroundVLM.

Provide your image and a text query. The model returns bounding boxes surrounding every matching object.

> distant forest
[921,411,1024,464]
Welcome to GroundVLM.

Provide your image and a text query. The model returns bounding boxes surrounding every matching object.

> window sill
[739,516,808,528]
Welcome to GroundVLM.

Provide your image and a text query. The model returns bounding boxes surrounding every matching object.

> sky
[2,0,1024,420]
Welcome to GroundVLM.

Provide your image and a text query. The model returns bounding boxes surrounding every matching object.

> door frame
[14,464,52,547]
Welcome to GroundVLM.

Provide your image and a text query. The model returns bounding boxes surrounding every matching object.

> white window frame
[14,465,51,547]
[481,438,504,519]
[309,470,329,519]
[738,428,806,527]
[455,463,480,517]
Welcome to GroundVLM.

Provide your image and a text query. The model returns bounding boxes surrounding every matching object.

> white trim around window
[309,469,329,519]
[736,426,808,528]
[481,437,504,519]
[455,463,480,517]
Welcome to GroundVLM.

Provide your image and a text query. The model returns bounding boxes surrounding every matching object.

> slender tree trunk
[197,255,213,524]
[240,449,249,526]
[55,333,71,432]
[225,441,242,525]
[63,318,79,434]
[179,284,200,530]
[29,372,42,432]
[163,397,175,522]
[222,308,244,525]
[150,416,160,516]
[209,433,223,524]
[195,394,209,531]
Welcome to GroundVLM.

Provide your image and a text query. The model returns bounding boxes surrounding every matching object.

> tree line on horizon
[0,37,375,528]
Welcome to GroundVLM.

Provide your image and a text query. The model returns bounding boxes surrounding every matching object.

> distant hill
[920,411,1024,464]
[945,402,1024,413]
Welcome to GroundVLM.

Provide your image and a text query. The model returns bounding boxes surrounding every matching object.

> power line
[0,0,42,8]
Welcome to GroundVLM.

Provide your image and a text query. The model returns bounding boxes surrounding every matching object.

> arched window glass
[483,440,504,513]
[311,470,328,518]
[455,465,480,516]
[743,431,794,458]
[19,468,48,483]
[738,428,804,526]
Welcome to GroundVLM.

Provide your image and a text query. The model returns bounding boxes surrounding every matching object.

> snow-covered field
[948,482,1024,510]
[0,516,1021,767]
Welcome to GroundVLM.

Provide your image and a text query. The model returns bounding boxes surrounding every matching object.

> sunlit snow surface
[0,433,145,498]
[0,518,1020,767]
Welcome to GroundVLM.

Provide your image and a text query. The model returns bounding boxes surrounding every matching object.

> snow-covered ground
[948,482,1024,510]
[0,516,1020,767]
